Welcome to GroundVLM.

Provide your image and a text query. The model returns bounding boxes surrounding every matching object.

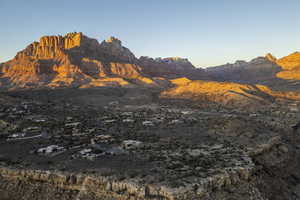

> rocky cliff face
[99,37,137,63]
[0,32,211,89]
[0,32,158,89]
[0,162,265,200]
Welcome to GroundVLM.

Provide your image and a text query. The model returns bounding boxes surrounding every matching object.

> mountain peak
[103,36,123,49]
[265,53,277,62]
[106,36,121,44]
[277,51,300,70]
[14,32,101,60]
[161,57,190,63]
[39,32,83,49]
[100,36,136,62]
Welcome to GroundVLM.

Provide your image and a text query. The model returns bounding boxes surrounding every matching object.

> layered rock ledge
[0,140,264,200]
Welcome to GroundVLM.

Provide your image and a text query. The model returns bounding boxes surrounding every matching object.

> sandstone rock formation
[0,91,299,200]
[0,32,211,89]
[0,32,162,89]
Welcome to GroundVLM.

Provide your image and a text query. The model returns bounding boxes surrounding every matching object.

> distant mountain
[0,32,208,89]
[206,52,300,84]
[161,78,300,108]
[265,53,277,63]
[277,52,300,70]
[206,55,281,84]
[276,52,300,80]
[161,56,300,107]
[2,31,300,105]
[138,56,209,80]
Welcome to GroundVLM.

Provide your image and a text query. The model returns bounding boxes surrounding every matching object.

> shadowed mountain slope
[206,52,300,91]
[206,55,281,84]
[161,78,300,108]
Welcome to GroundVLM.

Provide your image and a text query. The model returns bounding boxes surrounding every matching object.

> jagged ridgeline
[0,32,145,88]
[0,32,207,89]
[206,52,300,83]
[1,32,300,109]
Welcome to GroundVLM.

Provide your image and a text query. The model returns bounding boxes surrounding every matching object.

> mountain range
[206,52,300,84]
[0,32,209,89]
[1,32,300,107]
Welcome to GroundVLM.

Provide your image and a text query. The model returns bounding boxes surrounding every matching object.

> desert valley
[0,31,299,200]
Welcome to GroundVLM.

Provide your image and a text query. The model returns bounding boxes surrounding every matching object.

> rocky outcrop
[0,33,164,89]
[265,53,277,63]
[0,137,265,200]
[0,162,263,200]
[15,32,99,60]
[109,62,141,78]
[0,32,213,89]
[99,37,137,63]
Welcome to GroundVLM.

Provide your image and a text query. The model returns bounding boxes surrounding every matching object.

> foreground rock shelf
[0,138,266,200]
[0,158,259,200]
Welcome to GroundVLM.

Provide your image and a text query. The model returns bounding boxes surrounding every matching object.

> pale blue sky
[1,0,300,67]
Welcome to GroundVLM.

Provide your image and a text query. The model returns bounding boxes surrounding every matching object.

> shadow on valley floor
[228,84,276,104]
[265,79,300,92]
[228,89,271,104]
[210,76,300,92]
[1,87,163,108]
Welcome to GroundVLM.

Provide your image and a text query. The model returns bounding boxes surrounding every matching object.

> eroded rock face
[0,32,147,89]
[0,32,213,89]
[109,62,141,79]
[15,32,99,60]
[0,165,262,200]
[99,37,137,63]
[1,32,211,89]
